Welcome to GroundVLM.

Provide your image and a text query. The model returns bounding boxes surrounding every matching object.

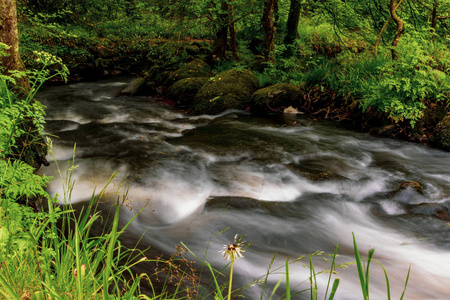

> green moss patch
[250,83,302,115]
[168,77,209,105]
[188,69,259,115]
[164,58,211,87]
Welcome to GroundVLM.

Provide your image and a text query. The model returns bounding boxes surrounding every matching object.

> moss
[250,83,302,115]
[164,58,211,87]
[168,77,209,105]
[397,181,423,194]
[435,115,450,151]
[188,69,259,115]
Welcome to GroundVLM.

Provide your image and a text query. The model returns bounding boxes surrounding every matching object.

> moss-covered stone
[435,115,450,151]
[250,83,302,115]
[168,77,209,106]
[164,58,211,87]
[188,69,260,115]
[396,181,424,194]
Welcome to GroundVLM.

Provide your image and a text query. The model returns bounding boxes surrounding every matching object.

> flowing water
[38,78,450,299]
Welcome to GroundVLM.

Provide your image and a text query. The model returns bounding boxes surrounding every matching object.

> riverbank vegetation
[13,0,450,148]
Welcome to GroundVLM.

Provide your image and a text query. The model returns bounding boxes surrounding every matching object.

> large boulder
[435,115,450,151]
[250,83,302,114]
[164,58,210,87]
[188,69,260,115]
[168,77,209,106]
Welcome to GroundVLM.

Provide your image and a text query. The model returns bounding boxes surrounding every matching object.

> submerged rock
[304,171,345,181]
[164,58,211,87]
[250,83,302,115]
[188,69,259,115]
[168,77,209,106]
[405,202,450,221]
[205,196,302,217]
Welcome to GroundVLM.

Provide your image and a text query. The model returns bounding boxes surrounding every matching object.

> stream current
[38,78,450,299]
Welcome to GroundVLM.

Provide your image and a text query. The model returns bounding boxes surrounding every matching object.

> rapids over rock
[38,78,450,299]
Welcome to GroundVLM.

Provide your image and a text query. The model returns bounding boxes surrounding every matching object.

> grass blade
[364,248,375,297]
[373,261,391,300]
[206,262,224,300]
[260,253,277,300]
[0,274,20,300]
[328,278,340,300]
[352,233,368,300]
[324,244,339,300]
[102,200,120,299]
[285,258,290,300]
[268,275,284,300]
[399,265,411,300]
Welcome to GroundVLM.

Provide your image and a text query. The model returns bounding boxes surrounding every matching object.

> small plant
[353,233,410,300]
[308,245,340,300]
[220,234,246,300]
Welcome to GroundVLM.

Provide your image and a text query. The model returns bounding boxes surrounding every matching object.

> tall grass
[0,138,150,299]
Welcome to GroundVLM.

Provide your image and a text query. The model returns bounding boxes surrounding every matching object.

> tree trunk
[228,0,240,61]
[262,0,277,61]
[0,0,29,92]
[389,0,404,60]
[431,0,438,29]
[212,1,229,60]
[284,0,301,45]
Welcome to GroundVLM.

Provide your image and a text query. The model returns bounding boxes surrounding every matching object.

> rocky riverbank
[28,38,450,152]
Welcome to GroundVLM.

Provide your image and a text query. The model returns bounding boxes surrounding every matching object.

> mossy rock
[164,58,211,87]
[168,77,209,106]
[396,181,424,194]
[435,115,450,151]
[184,44,201,56]
[250,83,302,115]
[188,69,260,115]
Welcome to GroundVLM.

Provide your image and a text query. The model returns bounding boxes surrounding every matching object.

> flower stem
[228,259,234,300]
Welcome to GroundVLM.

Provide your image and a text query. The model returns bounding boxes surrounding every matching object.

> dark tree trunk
[390,0,404,60]
[262,0,277,61]
[212,1,229,60]
[284,0,301,45]
[229,23,239,61]
[0,0,29,92]
[432,0,438,29]
[228,1,239,61]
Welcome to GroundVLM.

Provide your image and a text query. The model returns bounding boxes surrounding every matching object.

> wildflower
[221,234,245,262]
[221,234,246,300]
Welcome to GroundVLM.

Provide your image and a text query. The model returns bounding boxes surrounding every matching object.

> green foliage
[352,233,410,300]
[343,29,450,127]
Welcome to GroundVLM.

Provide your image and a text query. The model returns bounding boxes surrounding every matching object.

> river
[38,77,450,299]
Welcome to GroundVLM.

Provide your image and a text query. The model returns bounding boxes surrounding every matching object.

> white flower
[221,234,245,261]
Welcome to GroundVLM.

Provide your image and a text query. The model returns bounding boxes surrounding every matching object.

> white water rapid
[38,78,450,299]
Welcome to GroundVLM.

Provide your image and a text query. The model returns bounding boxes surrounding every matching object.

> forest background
[4,0,450,142]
